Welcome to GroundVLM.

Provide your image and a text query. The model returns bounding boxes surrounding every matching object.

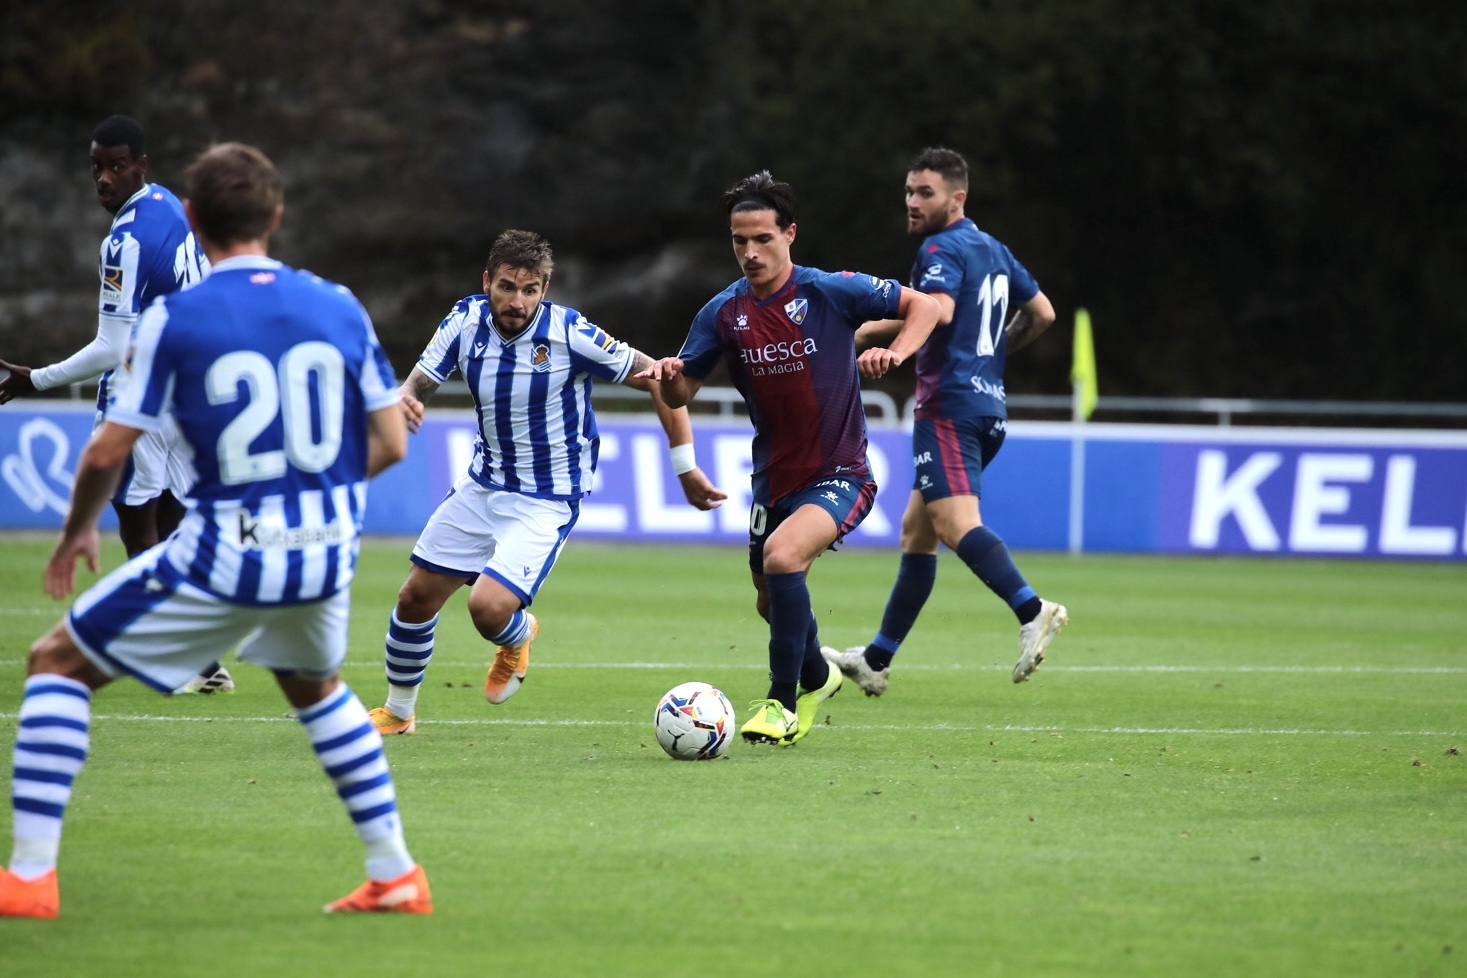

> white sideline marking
[0,713,1457,738]
[1,659,1464,675]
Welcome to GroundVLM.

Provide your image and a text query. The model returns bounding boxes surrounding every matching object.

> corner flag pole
[1068,309,1097,555]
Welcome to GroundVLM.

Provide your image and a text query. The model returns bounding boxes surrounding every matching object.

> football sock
[298,683,414,882]
[955,526,1037,622]
[799,615,831,692]
[384,610,437,717]
[486,609,530,649]
[765,571,810,712]
[9,675,91,880]
[868,552,938,665]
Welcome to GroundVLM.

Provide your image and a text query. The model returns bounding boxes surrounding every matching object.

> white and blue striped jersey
[107,256,401,605]
[31,183,208,396]
[418,296,635,500]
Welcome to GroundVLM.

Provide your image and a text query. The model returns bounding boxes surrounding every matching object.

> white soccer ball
[654,682,735,760]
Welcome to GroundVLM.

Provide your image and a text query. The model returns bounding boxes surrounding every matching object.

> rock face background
[3,1,1463,404]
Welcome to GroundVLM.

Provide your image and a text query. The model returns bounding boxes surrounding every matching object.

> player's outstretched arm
[633,356,700,409]
[398,366,439,434]
[366,401,409,478]
[44,421,141,599]
[627,351,726,511]
[17,314,134,398]
[858,288,940,379]
[0,358,36,403]
[1005,290,1057,354]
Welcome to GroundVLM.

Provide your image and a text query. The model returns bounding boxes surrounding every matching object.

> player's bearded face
[905,170,958,236]
[485,265,546,335]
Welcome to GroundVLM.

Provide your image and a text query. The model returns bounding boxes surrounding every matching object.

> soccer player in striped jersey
[0,142,431,918]
[639,171,940,745]
[826,147,1067,695]
[367,229,724,736]
[0,115,232,696]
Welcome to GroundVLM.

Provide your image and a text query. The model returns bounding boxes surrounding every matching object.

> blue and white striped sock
[487,609,529,650]
[297,684,413,881]
[383,611,437,718]
[9,675,91,880]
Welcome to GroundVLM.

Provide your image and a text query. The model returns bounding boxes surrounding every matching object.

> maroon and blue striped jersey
[678,266,901,506]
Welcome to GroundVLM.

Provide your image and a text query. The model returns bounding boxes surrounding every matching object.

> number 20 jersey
[108,256,401,605]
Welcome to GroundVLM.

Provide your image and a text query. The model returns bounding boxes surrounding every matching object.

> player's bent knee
[27,623,109,688]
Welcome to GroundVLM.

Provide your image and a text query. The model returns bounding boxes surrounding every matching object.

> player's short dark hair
[486,229,554,283]
[183,143,283,244]
[909,147,969,192]
[722,171,797,229]
[92,115,147,159]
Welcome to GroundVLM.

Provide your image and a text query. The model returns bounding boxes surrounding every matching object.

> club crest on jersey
[531,343,552,372]
[783,298,808,325]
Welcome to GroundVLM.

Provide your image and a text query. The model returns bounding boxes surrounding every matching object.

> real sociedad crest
[783,298,808,324]
[531,343,552,372]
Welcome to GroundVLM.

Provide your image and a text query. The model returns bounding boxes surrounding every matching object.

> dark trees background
[2,0,1463,404]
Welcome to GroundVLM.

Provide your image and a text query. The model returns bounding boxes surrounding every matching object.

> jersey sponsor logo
[739,336,817,377]
[919,263,944,288]
[236,512,347,550]
[532,343,552,372]
[969,375,1007,401]
[249,272,276,285]
[783,297,808,324]
[101,263,124,300]
[814,478,851,491]
[872,276,894,298]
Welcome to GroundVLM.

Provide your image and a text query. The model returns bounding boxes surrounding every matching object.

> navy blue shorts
[911,416,1006,503]
[747,475,877,574]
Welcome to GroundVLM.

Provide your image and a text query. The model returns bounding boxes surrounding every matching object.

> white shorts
[103,412,195,506]
[410,474,579,604]
[66,547,350,693]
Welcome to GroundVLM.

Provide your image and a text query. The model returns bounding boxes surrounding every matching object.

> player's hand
[678,468,728,511]
[400,391,425,434]
[856,348,903,379]
[635,357,684,382]
[43,528,101,600]
[0,358,37,404]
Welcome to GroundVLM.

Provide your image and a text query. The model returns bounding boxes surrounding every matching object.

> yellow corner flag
[1071,307,1098,421]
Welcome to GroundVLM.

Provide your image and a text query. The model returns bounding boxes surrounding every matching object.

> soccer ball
[654,682,735,760]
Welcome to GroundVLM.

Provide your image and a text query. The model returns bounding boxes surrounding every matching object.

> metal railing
[62,379,1467,429]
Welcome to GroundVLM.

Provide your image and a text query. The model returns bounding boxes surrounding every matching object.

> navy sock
[765,572,810,712]
[867,552,938,668]
[955,526,1037,622]
[799,615,830,692]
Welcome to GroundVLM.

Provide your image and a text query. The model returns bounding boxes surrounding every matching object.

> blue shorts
[911,416,1006,503]
[747,475,877,574]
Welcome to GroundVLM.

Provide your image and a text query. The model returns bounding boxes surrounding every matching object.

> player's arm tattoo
[402,367,441,405]
[1005,309,1042,354]
[627,348,654,377]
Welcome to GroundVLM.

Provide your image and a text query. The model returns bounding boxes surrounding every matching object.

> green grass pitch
[0,533,1463,977]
